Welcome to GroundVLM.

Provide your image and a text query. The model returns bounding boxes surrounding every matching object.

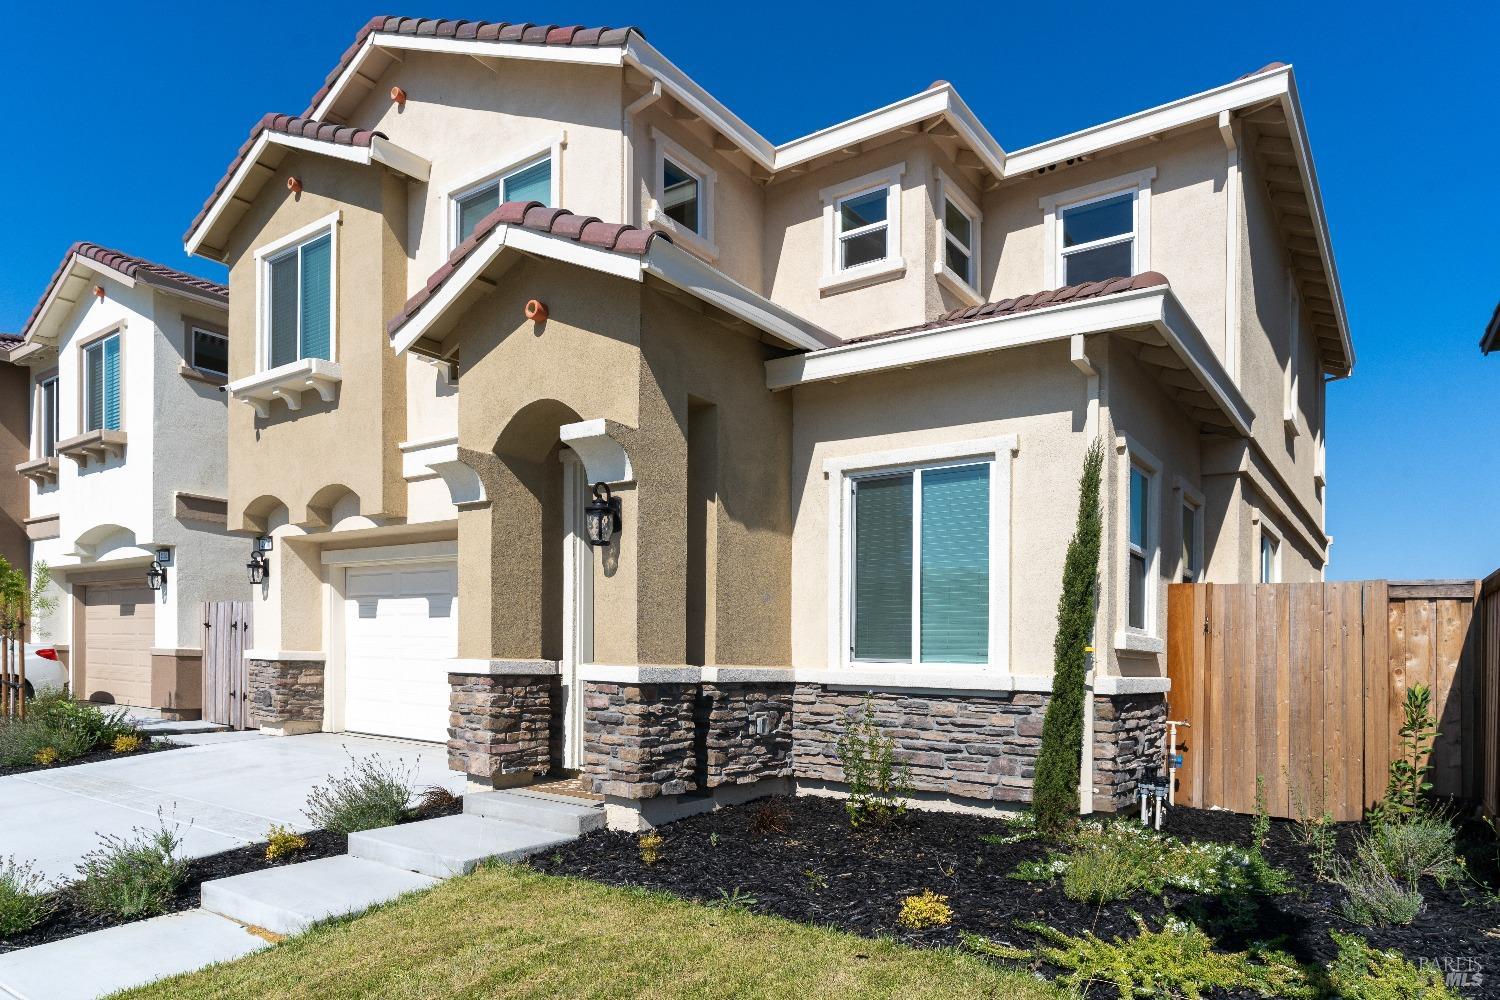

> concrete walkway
[0,732,463,884]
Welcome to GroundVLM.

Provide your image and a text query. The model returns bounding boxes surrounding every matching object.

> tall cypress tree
[1031,438,1104,835]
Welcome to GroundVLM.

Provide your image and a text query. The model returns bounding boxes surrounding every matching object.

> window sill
[56,430,127,468]
[179,363,228,387]
[227,358,342,419]
[1283,414,1300,438]
[818,257,906,296]
[16,456,59,487]
[646,206,719,262]
[1114,629,1165,657]
[935,265,983,306]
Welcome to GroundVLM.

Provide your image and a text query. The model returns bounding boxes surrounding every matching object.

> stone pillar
[447,665,556,787]
[582,680,696,799]
[702,682,794,787]
[1091,692,1168,812]
[246,658,324,735]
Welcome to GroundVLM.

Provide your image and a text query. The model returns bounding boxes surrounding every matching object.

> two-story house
[184,19,1351,824]
[9,244,243,717]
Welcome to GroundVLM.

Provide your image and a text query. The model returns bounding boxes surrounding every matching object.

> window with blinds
[267,232,332,369]
[83,334,121,433]
[452,156,553,246]
[850,461,991,665]
[39,377,59,457]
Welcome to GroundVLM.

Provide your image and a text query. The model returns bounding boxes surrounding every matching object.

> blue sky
[2,2,1495,580]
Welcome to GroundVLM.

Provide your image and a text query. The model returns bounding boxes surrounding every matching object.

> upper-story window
[258,216,335,370]
[819,164,905,294]
[1040,167,1154,288]
[83,332,122,432]
[190,326,229,379]
[449,144,557,248]
[648,130,717,258]
[36,375,59,457]
[934,171,981,303]
[1181,500,1202,583]
[1124,443,1161,634]
[1259,526,1281,583]
[1284,278,1302,435]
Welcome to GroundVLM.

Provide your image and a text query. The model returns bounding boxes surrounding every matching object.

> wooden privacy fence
[1166,580,1490,822]
[1482,570,1500,818]
[201,601,252,730]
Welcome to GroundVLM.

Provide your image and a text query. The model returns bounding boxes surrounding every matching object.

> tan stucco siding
[223,152,409,532]
[0,360,28,575]
[789,340,1091,676]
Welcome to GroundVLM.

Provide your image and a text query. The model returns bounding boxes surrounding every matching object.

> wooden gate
[201,601,252,729]
[1167,581,1481,821]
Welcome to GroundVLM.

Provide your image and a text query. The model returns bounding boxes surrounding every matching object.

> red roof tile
[387,200,669,338]
[20,243,227,342]
[845,272,1169,345]
[185,113,388,244]
[303,16,644,119]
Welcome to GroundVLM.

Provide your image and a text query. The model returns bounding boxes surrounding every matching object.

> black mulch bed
[533,796,1500,998]
[0,793,464,953]
[0,737,184,778]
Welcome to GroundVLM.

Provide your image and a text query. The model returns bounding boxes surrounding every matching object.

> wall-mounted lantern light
[146,560,167,591]
[247,549,270,586]
[583,482,622,547]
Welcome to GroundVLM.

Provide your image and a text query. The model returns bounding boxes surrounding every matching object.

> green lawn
[113,864,1059,1000]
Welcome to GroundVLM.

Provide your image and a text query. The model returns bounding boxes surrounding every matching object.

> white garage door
[343,561,457,743]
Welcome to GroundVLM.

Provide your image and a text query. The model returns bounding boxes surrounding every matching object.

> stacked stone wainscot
[582,682,697,799]
[1092,692,1168,812]
[447,673,553,786]
[702,682,794,787]
[246,659,324,734]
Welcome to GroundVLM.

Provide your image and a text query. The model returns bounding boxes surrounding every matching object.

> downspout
[621,81,663,226]
[1070,334,1099,816]
[1219,111,1240,384]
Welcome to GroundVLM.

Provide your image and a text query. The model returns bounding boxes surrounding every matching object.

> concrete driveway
[0,732,463,884]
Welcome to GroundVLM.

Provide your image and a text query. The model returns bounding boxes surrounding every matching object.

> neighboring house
[8,244,241,716]
[0,334,28,576]
[1483,303,1499,355]
[184,18,1351,821]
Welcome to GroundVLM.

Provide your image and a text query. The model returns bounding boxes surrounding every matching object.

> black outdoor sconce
[146,560,167,591]
[247,536,273,585]
[583,482,622,547]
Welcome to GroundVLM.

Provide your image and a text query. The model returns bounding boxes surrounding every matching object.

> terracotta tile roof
[20,243,227,342]
[185,113,388,243]
[387,200,669,337]
[0,333,20,355]
[305,16,644,118]
[844,272,1169,345]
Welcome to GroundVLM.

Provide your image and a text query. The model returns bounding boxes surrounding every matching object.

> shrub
[835,697,911,829]
[1370,815,1463,888]
[75,819,188,920]
[896,890,952,930]
[1031,439,1103,836]
[638,831,664,866]
[303,752,415,834]
[1370,685,1437,826]
[1335,837,1425,927]
[410,784,460,819]
[31,747,58,767]
[979,811,1039,846]
[748,797,791,837]
[966,915,1311,999]
[112,733,145,754]
[265,825,308,863]
[1326,930,1460,999]
[0,857,54,937]
[1290,784,1339,880]
[0,694,139,768]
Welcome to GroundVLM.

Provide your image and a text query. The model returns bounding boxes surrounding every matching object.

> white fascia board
[624,39,776,169]
[643,240,837,352]
[766,286,1169,390]
[775,85,1006,177]
[22,260,90,344]
[267,131,372,166]
[309,35,375,121]
[370,135,431,182]
[1003,66,1293,175]
[376,32,625,66]
[186,131,271,258]
[72,254,136,289]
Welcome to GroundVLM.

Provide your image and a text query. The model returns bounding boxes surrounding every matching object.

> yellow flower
[265,824,309,862]
[897,890,953,930]
[111,733,145,754]
[638,831,665,866]
[33,747,59,766]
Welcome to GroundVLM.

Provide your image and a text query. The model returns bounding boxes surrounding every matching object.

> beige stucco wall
[0,358,27,574]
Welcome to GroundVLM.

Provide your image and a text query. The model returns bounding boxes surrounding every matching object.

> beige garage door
[83,584,155,707]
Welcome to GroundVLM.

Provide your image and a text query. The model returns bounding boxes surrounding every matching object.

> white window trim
[34,375,59,459]
[1117,436,1162,653]
[819,163,906,295]
[1040,167,1155,288]
[647,128,718,261]
[934,169,982,305]
[443,134,565,251]
[188,325,229,377]
[1258,516,1283,583]
[1174,477,1205,584]
[254,211,340,373]
[82,332,122,434]
[1284,272,1301,436]
[823,434,1017,678]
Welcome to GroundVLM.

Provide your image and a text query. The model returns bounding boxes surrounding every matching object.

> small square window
[190,327,229,378]
[1060,192,1135,285]
[837,188,890,270]
[661,158,700,234]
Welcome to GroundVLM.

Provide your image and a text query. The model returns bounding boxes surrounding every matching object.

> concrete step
[463,788,605,836]
[0,909,268,1000]
[349,813,574,877]
[200,855,436,935]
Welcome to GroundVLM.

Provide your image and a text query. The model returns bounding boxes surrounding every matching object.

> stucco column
[616,399,687,666]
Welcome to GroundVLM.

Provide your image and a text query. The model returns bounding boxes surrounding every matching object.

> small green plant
[835,697,912,829]
[264,824,308,862]
[0,691,139,769]
[303,752,415,834]
[1031,439,1103,836]
[638,831,664,866]
[896,890,952,930]
[1335,837,1425,927]
[803,867,827,892]
[1370,815,1464,888]
[1326,930,1460,999]
[0,857,54,937]
[1370,685,1437,826]
[979,811,1039,846]
[708,832,720,848]
[712,887,757,912]
[1290,780,1339,880]
[32,746,58,766]
[75,817,189,920]
[965,915,1311,999]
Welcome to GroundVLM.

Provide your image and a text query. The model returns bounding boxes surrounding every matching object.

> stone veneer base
[448,673,554,784]
[245,659,324,733]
